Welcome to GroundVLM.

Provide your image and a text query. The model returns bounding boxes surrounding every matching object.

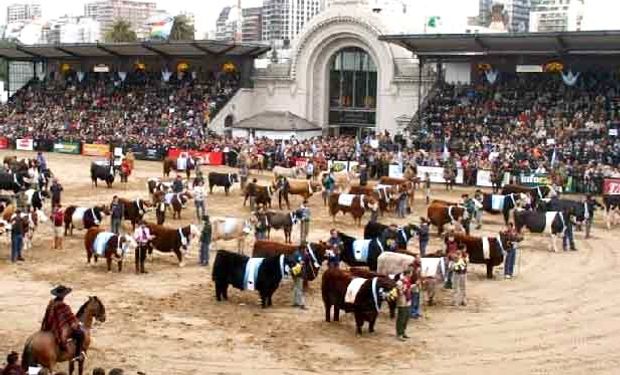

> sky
[0,0,617,38]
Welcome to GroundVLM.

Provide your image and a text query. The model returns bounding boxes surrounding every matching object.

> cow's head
[119,234,137,257]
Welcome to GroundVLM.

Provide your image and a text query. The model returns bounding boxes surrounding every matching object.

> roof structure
[0,40,271,61]
[233,111,321,131]
[379,31,620,59]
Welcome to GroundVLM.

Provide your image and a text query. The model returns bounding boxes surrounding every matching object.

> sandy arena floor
[0,150,619,375]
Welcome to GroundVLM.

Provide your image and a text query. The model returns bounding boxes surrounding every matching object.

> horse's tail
[21,336,36,371]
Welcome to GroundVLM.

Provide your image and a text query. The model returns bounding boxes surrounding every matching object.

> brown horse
[162,156,196,180]
[84,227,137,272]
[21,297,106,375]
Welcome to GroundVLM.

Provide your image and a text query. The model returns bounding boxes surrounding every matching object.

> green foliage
[104,20,138,43]
[169,15,195,41]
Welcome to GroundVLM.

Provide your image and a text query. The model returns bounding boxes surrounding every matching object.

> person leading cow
[133,220,154,274]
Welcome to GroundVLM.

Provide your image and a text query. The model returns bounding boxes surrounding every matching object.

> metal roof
[379,30,620,58]
[233,111,322,131]
[0,40,271,60]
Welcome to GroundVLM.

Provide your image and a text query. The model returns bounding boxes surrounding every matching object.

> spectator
[1,351,23,375]
[91,368,105,375]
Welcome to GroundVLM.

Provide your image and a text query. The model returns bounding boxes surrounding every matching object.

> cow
[273,165,304,179]
[118,198,152,230]
[212,217,255,253]
[244,184,275,208]
[321,268,396,335]
[501,184,554,208]
[90,162,116,188]
[349,184,399,215]
[84,227,137,272]
[63,205,109,236]
[537,198,586,223]
[212,250,294,308]
[338,232,387,271]
[328,193,379,226]
[1,205,47,250]
[163,191,192,220]
[603,194,620,229]
[481,193,527,224]
[163,155,196,179]
[378,176,415,207]
[146,177,172,198]
[264,210,302,243]
[37,168,53,191]
[363,221,419,251]
[145,222,199,267]
[25,189,49,211]
[320,170,353,191]
[427,202,468,235]
[452,233,516,278]
[0,171,31,193]
[275,179,322,209]
[208,172,238,196]
[252,240,327,282]
[513,209,568,252]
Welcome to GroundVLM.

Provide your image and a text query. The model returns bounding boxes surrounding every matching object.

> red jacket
[41,300,79,344]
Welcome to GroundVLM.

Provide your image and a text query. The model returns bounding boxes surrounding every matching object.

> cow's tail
[21,336,36,371]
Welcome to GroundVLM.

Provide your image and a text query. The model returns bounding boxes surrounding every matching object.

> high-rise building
[45,16,101,44]
[215,6,241,41]
[262,0,324,48]
[478,0,493,26]
[84,0,164,40]
[7,2,42,23]
[529,0,584,32]
[503,0,531,32]
[242,7,263,43]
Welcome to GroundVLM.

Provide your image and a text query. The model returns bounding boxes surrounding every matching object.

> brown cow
[453,232,519,278]
[427,202,468,234]
[165,191,192,220]
[328,193,379,226]
[276,179,322,209]
[118,198,152,230]
[244,183,275,208]
[321,268,396,335]
[145,222,199,267]
[349,184,399,215]
[320,170,352,191]
[84,227,137,272]
[163,155,196,179]
[378,176,415,207]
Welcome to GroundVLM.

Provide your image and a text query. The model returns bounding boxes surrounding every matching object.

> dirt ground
[1,150,619,375]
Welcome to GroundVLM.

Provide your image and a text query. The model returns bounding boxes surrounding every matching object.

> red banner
[603,178,620,195]
[0,137,8,149]
[167,149,224,165]
[293,158,308,168]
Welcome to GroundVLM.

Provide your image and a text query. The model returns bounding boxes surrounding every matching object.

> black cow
[0,171,30,193]
[91,162,116,188]
[25,189,49,211]
[338,233,387,271]
[363,222,419,250]
[513,209,568,252]
[212,250,294,308]
[537,198,585,222]
[208,172,238,196]
[481,193,526,224]
[264,210,303,243]
[38,168,53,191]
[501,184,554,209]
[64,205,109,236]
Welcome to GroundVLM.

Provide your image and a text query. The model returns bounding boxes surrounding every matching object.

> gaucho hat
[51,285,72,298]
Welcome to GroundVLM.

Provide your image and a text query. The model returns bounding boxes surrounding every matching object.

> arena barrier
[167,148,224,165]
[0,137,9,150]
[130,145,165,161]
[603,178,620,195]
[82,143,111,157]
[15,138,34,151]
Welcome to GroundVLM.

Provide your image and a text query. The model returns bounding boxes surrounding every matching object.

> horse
[84,227,137,272]
[21,296,106,375]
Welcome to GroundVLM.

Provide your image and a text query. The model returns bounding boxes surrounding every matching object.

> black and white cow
[0,171,30,193]
[513,209,568,252]
[338,233,387,271]
[208,172,238,196]
[146,177,172,197]
[603,194,620,229]
[25,189,49,211]
[91,162,116,188]
[363,221,419,251]
[481,193,528,224]
[537,198,586,223]
[63,205,109,236]
[212,250,294,308]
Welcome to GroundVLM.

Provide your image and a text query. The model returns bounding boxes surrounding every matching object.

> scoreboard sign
[603,178,620,195]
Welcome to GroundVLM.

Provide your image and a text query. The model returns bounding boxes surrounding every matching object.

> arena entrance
[327,47,377,137]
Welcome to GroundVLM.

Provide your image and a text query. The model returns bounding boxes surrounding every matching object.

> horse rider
[40,285,86,362]
[133,220,154,274]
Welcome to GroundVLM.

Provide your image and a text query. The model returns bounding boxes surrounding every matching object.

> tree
[169,15,195,41]
[104,20,137,43]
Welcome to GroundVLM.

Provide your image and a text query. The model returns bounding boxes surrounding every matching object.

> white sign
[93,64,110,73]
[476,170,510,187]
[16,138,34,151]
[416,166,464,184]
[516,65,543,73]
[369,139,379,149]
[389,164,403,178]
[546,138,555,145]
[610,129,618,136]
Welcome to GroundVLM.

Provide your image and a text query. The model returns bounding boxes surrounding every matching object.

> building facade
[84,0,163,39]
[242,7,263,42]
[210,0,434,139]
[42,16,101,44]
[7,2,41,23]
[215,6,241,41]
[262,0,324,48]
[503,0,531,32]
[477,0,493,26]
[529,0,584,32]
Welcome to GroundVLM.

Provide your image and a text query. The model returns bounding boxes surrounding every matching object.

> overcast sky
[0,0,616,37]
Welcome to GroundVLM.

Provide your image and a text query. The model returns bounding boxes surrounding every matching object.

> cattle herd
[2,152,620,348]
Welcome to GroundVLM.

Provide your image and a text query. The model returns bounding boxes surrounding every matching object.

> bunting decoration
[161,69,172,82]
[561,70,580,86]
[118,72,127,82]
[485,69,499,84]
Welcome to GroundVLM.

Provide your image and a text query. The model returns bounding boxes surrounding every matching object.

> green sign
[519,173,550,187]
[54,142,80,154]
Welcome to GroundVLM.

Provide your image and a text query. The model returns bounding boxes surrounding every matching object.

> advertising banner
[519,173,550,187]
[603,178,620,195]
[54,142,81,154]
[82,143,110,157]
[476,170,510,187]
[416,166,464,184]
[16,138,34,151]
[328,160,349,173]
[293,158,309,168]
[167,149,224,165]
[389,164,403,178]
[0,137,9,149]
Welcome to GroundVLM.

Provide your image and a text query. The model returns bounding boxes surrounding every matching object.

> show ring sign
[603,178,620,195]
[16,138,34,151]
[82,143,110,157]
